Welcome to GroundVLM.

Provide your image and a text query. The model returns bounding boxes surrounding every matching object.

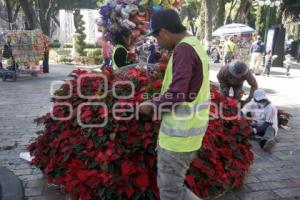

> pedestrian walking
[284,53,292,76]
[101,37,112,66]
[223,36,237,64]
[139,8,210,200]
[263,51,277,76]
[250,36,265,75]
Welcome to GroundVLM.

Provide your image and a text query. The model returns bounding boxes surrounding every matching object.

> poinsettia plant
[29,63,253,200]
[277,109,291,127]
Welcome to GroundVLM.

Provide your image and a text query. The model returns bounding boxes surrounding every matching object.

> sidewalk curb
[0,166,24,200]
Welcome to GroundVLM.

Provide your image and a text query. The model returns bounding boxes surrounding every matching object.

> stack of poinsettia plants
[28,63,253,200]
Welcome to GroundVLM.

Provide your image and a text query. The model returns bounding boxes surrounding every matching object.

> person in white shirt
[242,89,278,151]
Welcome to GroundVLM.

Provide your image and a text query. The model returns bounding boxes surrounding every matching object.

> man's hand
[244,97,252,105]
[139,101,154,116]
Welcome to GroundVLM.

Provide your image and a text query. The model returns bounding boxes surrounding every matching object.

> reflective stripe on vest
[174,101,210,117]
[112,44,127,70]
[159,36,210,138]
[161,122,208,137]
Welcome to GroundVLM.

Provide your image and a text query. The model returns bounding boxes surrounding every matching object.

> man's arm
[245,71,258,103]
[217,67,229,96]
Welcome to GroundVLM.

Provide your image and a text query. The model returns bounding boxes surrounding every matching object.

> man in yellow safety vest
[140,9,210,200]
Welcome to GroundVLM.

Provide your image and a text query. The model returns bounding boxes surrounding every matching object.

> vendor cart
[0,30,46,81]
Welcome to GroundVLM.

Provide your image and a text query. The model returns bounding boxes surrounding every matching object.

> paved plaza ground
[0,63,300,200]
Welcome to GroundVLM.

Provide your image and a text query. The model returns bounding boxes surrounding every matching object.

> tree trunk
[276,6,284,25]
[255,6,263,36]
[1,0,21,29]
[204,0,213,48]
[19,0,40,30]
[225,0,237,24]
[51,9,60,27]
[196,0,205,40]
[215,0,226,28]
[211,0,217,31]
[233,0,251,24]
[36,0,56,36]
[13,5,20,22]
[5,0,13,29]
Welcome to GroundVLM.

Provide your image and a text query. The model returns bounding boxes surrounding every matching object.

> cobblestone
[0,65,74,199]
[273,187,300,198]
[236,191,279,200]
[213,63,300,199]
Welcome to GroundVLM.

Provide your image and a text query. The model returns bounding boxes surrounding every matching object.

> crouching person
[217,61,258,104]
[242,89,278,151]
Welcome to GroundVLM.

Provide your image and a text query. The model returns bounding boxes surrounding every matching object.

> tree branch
[46,0,56,20]
[0,15,8,22]
[51,14,60,26]
[13,5,20,22]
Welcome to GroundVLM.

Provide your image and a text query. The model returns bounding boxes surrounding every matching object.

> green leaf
[99,135,108,143]
[88,158,98,169]
[109,133,116,141]
[101,163,108,171]
[132,193,142,200]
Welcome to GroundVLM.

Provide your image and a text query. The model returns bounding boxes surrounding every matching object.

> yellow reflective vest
[158,36,210,152]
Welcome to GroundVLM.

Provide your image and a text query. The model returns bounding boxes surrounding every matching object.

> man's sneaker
[263,139,276,151]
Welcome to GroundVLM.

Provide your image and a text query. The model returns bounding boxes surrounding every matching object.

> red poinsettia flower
[29,67,253,200]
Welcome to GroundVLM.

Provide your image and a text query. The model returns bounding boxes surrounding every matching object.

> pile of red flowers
[28,65,253,200]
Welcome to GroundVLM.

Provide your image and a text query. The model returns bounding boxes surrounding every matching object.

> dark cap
[228,61,248,78]
[146,9,183,36]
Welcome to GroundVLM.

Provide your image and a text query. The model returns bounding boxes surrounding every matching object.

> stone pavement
[211,63,300,200]
[0,63,299,200]
[0,65,74,200]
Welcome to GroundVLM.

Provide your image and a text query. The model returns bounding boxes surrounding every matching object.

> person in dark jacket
[250,36,265,75]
